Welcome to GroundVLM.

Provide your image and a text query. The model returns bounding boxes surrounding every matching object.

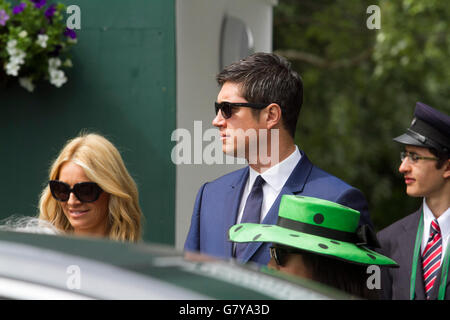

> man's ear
[443,159,450,179]
[264,103,282,129]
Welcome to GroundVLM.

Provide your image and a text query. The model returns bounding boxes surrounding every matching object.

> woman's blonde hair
[39,132,143,242]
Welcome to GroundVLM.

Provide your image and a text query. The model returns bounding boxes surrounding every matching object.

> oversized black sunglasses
[49,180,103,203]
[214,101,269,119]
[270,246,303,266]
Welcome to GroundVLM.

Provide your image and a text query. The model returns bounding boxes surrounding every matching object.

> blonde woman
[39,133,142,242]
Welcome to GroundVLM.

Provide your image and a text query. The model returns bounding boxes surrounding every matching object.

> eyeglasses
[49,180,103,203]
[400,151,439,163]
[214,101,269,119]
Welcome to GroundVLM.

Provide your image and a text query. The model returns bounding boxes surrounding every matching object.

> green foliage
[274,0,449,230]
[0,0,75,91]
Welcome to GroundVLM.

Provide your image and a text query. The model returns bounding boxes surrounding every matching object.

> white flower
[6,40,26,65]
[48,57,62,70]
[7,46,18,56]
[10,51,26,65]
[7,39,18,56]
[19,77,35,92]
[49,69,67,88]
[36,34,49,48]
[5,61,20,76]
[7,39,17,49]
[18,30,28,38]
[48,58,68,88]
[4,39,26,76]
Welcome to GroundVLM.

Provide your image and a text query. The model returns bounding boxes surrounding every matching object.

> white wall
[175,0,276,249]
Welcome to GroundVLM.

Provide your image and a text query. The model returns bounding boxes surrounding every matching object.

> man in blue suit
[184,52,372,265]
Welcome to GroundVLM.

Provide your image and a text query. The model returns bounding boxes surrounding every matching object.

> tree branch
[274,47,374,69]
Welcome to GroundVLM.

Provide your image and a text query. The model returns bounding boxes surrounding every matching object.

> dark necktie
[422,219,442,299]
[235,175,265,260]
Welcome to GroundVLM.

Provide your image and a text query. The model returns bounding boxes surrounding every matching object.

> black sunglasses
[214,101,269,119]
[270,246,303,266]
[49,180,103,203]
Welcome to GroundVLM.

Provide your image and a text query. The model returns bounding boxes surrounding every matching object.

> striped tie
[422,219,442,299]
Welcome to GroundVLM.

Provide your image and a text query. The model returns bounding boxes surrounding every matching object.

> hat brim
[229,223,398,266]
[393,133,429,148]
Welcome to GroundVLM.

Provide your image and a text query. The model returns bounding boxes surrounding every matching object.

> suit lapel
[415,249,426,300]
[445,247,450,300]
[262,152,314,225]
[445,249,450,300]
[399,207,426,300]
[398,207,450,300]
[241,152,314,262]
[223,168,249,257]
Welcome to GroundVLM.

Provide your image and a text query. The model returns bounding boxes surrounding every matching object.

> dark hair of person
[216,52,303,139]
[428,147,450,170]
[275,244,378,299]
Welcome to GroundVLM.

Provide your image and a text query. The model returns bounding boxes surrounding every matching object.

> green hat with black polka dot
[229,195,398,266]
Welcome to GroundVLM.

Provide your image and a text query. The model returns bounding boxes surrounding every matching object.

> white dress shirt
[421,198,450,264]
[236,146,301,224]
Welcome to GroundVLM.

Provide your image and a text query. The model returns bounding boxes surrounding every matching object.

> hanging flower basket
[0,0,77,92]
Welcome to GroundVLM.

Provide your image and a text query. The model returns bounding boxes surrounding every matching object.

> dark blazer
[378,207,450,300]
[184,150,372,265]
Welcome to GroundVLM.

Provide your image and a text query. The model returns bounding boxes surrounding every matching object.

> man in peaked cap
[378,102,450,300]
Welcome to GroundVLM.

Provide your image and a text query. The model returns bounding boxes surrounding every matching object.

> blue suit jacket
[184,151,372,265]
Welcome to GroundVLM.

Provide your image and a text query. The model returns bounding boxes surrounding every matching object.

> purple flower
[13,3,27,15]
[45,4,56,22]
[64,27,77,39]
[31,0,46,9]
[49,44,62,57]
[0,9,10,26]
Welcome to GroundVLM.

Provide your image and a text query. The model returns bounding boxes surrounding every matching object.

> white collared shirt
[236,146,301,224]
[421,198,450,264]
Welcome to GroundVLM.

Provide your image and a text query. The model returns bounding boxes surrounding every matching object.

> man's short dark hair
[429,147,450,170]
[216,52,303,139]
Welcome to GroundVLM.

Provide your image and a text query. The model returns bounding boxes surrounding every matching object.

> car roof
[0,230,353,300]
